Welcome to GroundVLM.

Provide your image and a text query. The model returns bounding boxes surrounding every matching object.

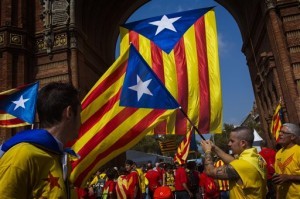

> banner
[70,45,179,187]
[120,7,222,135]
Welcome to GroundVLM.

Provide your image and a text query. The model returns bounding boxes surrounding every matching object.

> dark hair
[37,82,80,128]
[125,159,134,166]
[106,168,118,180]
[232,126,254,146]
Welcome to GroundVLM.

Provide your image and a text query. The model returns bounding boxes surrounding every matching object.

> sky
[122,0,255,126]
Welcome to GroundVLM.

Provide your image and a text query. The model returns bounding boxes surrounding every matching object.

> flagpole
[178,107,206,140]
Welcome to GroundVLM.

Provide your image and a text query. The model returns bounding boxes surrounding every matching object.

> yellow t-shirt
[275,144,300,199]
[229,148,267,199]
[0,143,67,198]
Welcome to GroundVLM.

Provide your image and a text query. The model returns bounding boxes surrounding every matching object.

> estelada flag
[0,82,39,128]
[120,7,223,135]
[159,139,177,155]
[70,45,179,187]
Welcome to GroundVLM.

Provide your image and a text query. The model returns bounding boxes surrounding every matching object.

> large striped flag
[70,45,180,187]
[120,7,222,135]
[174,128,193,164]
[0,82,39,128]
[270,103,283,141]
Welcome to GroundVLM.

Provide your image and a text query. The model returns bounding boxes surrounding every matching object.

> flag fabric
[0,82,39,128]
[120,7,223,135]
[190,129,198,152]
[174,128,193,164]
[70,45,179,187]
[270,103,283,141]
[158,139,177,155]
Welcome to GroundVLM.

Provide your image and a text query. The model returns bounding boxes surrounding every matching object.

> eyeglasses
[280,131,294,136]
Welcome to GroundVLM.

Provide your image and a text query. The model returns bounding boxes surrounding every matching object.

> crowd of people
[78,158,226,199]
[0,82,299,199]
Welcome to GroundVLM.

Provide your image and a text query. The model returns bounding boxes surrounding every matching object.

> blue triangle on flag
[0,82,39,123]
[122,7,213,53]
[120,45,179,109]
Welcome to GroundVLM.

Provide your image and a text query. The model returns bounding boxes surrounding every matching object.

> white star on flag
[12,95,29,110]
[129,75,153,101]
[149,15,181,35]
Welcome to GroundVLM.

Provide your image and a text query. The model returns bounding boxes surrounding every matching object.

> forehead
[281,126,289,132]
[229,131,239,139]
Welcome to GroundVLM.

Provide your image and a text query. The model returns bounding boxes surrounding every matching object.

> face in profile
[277,126,294,147]
[228,131,243,155]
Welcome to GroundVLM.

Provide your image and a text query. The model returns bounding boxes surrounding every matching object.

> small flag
[0,82,39,128]
[174,128,193,164]
[70,45,179,187]
[158,139,177,155]
[270,103,283,141]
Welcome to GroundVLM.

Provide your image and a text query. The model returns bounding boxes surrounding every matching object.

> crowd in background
[76,158,228,199]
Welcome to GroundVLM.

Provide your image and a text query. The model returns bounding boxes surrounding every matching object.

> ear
[240,140,247,148]
[64,105,73,120]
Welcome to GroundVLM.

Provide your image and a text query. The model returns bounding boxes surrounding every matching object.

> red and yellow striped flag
[120,8,222,135]
[270,103,282,141]
[70,45,179,187]
[159,139,177,155]
[174,128,193,164]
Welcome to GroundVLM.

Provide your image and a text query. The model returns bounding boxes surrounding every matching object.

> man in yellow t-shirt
[0,83,81,198]
[201,126,267,199]
[273,123,300,198]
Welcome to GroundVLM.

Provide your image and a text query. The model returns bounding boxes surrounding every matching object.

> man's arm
[203,150,240,180]
[273,174,300,184]
[213,144,235,164]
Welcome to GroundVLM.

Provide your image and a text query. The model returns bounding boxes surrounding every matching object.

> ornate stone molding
[265,0,275,10]
[40,0,70,57]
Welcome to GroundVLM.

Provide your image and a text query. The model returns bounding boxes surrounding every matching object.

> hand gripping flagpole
[178,106,206,140]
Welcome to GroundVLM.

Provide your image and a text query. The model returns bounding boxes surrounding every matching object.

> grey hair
[283,123,300,136]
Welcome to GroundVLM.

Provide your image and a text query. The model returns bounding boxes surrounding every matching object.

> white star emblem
[129,75,153,101]
[149,15,181,35]
[12,95,29,110]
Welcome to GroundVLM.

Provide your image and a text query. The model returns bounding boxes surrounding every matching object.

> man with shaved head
[273,123,300,198]
[201,126,267,198]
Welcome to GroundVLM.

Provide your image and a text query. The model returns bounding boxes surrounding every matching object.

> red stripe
[150,42,167,134]
[81,61,127,109]
[73,109,165,186]
[79,89,122,136]
[0,117,25,126]
[129,31,139,50]
[151,42,164,82]
[173,38,188,135]
[74,106,139,167]
[195,17,210,133]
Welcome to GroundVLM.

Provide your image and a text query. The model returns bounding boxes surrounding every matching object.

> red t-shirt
[103,179,116,195]
[174,166,188,191]
[259,147,276,179]
[199,173,219,199]
[145,169,161,192]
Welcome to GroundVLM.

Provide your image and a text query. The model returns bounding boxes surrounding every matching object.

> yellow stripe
[183,25,200,130]
[138,35,152,66]
[120,27,130,55]
[162,51,177,134]
[71,109,174,186]
[81,78,124,123]
[205,10,223,133]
